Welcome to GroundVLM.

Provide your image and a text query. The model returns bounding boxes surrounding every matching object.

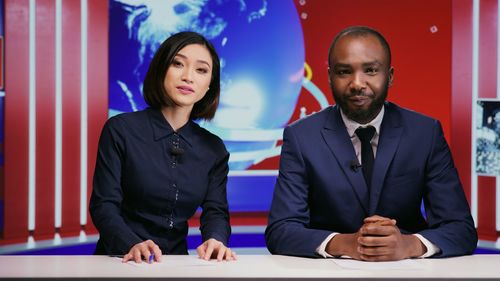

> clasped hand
[122,238,237,263]
[328,215,425,261]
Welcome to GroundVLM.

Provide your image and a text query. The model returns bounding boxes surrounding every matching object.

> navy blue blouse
[89,108,231,255]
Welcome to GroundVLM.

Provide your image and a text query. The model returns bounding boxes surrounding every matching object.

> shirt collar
[147,108,195,147]
[340,105,385,138]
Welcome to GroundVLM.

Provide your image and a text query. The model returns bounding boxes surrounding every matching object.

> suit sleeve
[89,119,142,255]
[200,146,231,245]
[418,120,477,257]
[265,126,333,257]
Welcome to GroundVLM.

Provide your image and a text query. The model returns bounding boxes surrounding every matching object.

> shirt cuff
[316,233,337,258]
[413,233,440,258]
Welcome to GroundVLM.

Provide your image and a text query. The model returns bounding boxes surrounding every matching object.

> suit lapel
[369,103,403,214]
[321,106,369,214]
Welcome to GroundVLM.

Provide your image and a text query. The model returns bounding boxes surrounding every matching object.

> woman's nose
[181,68,194,83]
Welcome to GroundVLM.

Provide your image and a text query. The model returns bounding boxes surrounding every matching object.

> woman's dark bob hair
[143,31,221,120]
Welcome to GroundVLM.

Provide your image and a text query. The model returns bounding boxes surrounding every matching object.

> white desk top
[0,254,499,280]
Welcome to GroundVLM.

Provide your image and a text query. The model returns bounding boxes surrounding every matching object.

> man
[265,26,477,260]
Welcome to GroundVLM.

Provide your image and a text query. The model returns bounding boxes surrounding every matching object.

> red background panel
[4,0,30,241]
[61,0,82,237]
[478,177,498,240]
[34,0,56,240]
[451,0,473,205]
[85,0,109,234]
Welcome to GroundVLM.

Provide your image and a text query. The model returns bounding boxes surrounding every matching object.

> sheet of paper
[333,258,423,270]
[117,257,217,268]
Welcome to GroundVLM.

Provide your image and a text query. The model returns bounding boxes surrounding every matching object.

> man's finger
[358,235,392,247]
[361,224,397,236]
[358,244,392,257]
[364,215,391,223]
[360,253,393,262]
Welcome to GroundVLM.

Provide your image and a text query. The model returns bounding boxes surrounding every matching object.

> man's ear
[388,66,394,87]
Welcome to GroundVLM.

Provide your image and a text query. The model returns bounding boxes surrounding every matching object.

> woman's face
[163,44,213,111]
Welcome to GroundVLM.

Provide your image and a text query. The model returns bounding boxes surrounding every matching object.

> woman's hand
[196,238,237,261]
[123,239,162,263]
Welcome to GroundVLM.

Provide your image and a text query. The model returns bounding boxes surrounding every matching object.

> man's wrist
[413,234,440,258]
[403,234,426,258]
[316,233,337,258]
[326,233,355,257]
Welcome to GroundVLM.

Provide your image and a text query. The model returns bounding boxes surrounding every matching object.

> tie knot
[355,126,376,143]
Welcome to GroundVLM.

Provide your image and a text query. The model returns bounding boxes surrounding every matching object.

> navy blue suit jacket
[265,102,477,258]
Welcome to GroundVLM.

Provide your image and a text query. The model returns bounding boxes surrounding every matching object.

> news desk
[0,254,499,280]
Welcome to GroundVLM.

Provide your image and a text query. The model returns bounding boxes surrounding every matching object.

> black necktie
[355,126,376,188]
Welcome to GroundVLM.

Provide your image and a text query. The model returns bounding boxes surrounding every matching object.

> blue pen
[149,252,155,263]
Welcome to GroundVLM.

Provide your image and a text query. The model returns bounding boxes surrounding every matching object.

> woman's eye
[197,68,209,74]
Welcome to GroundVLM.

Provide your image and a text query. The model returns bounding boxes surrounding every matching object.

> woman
[90,32,235,263]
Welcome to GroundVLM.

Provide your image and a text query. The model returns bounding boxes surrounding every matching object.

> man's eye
[365,68,378,74]
[335,69,350,75]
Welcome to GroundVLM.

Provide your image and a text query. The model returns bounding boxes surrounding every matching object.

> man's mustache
[348,91,371,98]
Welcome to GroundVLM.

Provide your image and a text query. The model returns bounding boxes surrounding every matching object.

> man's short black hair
[328,26,392,68]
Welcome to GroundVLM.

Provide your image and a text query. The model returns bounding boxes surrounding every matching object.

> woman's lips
[177,86,194,94]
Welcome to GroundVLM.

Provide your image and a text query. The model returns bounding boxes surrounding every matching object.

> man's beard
[332,82,389,124]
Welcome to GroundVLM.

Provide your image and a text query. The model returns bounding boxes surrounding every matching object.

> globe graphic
[109,0,305,170]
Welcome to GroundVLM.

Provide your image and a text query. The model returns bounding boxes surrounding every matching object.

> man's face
[328,34,394,124]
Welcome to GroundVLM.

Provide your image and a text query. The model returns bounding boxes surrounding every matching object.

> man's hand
[358,215,426,261]
[326,215,426,261]
[325,231,363,260]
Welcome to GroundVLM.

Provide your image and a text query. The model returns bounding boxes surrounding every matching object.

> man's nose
[350,72,366,92]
